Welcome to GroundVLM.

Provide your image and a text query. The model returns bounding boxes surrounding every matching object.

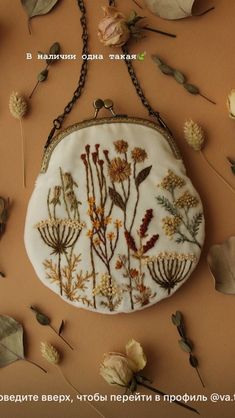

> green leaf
[190,213,203,237]
[178,339,193,353]
[184,83,200,95]
[171,311,182,326]
[159,63,174,75]
[21,0,59,20]
[109,188,126,211]
[0,316,24,367]
[174,70,186,84]
[135,166,152,187]
[156,195,178,216]
[36,312,50,326]
[151,55,163,66]
[49,42,60,55]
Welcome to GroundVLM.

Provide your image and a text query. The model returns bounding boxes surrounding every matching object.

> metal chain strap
[45,0,89,149]
[122,45,172,136]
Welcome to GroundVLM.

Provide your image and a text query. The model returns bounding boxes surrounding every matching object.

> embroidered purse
[24,1,204,314]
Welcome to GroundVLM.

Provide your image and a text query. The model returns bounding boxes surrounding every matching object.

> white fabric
[24,119,205,314]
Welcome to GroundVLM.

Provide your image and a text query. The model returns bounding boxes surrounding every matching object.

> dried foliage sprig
[172,311,205,388]
[9,92,29,188]
[152,55,216,105]
[40,342,105,418]
[30,306,74,350]
[184,120,235,195]
[29,42,61,99]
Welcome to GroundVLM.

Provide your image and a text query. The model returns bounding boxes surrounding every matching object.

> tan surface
[0,0,235,417]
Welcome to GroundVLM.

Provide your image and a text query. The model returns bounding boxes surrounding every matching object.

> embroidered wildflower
[162,216,181,238]
[131,147,148,163]
[175,191,199,208]
[92,220,101,230]
[109,158,131,183]
[114,139,128,153]
[114,219,123,228]
[64,172,78,190]
[93,274,121,297]
[104,216,112,225]
[159,170,186,191]
[107,232,115,241]
[50,186,61,206]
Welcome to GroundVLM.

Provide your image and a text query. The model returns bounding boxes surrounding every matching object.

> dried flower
[40,342,60,365]
[9,92,28,119]
[131,147,148,163]
[227,89,235,119]
[184,120,205,151]
[114,139,128,153]
[98,6,130,47]
[109,158,131,183]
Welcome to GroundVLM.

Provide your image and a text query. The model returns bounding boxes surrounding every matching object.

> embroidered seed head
[139,209,153,238]
[109,158,131,183]
[124,230,137,252]
[64,173,78,190]
[184,119,205,151]
[159,170,186,191]
[66,190,79,210]
[175,191,199,209]
[96,206,104,215]
[50,186,61,206]
[130,268,139,278]
[115,259,123,269]
[114,139,128,153]
[9,92,28,119]
[131,147,148,163]
[40,342,60,365]
[92,152,98,163]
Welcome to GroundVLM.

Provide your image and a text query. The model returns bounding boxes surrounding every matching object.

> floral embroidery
[35,168,93,305]
[93,273,123,311]
[156,169,203,248]
[146,252,196,295]
[108,157,131,183]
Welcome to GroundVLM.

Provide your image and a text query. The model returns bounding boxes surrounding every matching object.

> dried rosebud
[227,89,235,119]
[98,6,130,48]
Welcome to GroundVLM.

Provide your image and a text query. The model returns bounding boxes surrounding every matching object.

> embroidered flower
[175,191,199,209]
[114,219,123,228]
[66,190,79,211]
[115,259,123,270]
[104,216,112,225]
[88,196,96,206]
[114,139,128,153]
[93,237,101,246]
[130,268,139,278]
[86,229,93,238]
[96,206,104,215]
[131,147,148,163]
[109,158,131,183]
[92,220,101,230]
[162,216,181,238]
[159,170,185,191]
[93,274,121,297]
[107,231,115,241]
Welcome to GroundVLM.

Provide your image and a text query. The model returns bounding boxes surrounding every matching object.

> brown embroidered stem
[58,253,62,295]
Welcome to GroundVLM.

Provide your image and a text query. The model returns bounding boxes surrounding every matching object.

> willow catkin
[184,119,235,194]
[9,92,28,188]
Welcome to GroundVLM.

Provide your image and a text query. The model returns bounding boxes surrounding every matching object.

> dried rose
[227,89,235,119]
[98,6,130,47]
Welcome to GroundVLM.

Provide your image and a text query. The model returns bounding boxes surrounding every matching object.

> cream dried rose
[100,353,134,386]
[227,89,235,119]
[125,339,147,372]
[98,6,130,47]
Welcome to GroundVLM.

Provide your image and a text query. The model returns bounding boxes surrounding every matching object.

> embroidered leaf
[190,213,203,236]
[0,316,24,367]
[135,166,152,188]
[21,0,59,20]
[58,320,64,336]
[109,188,126,211]
[207,237,235,294]
[156,196,178,216]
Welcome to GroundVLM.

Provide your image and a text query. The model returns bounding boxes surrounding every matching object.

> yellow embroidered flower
[93,237,101,246]
[175,191,199,209]
[104,216,112,225]
[87,208,93,216]
[107,231,115,241]
[93,274,121,297]
[86,229,93,238]
[92,220,101,230]
[131,147,148,163]
[96,206,104,215]
[109,158,131,183]
[115,259,123,269]
[159,170,185,191]
[162,216,181,238]
[114,139,128,153]
[114,219,123,228]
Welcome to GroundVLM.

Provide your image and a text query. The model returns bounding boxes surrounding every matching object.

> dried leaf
[174,70,186,84]
[58,320,64,336]
[184,83,200,95]
[21,0,59,20]
[30,306,51,325]
[207,236,235,294]
[37,69,48,82]
[109,188,126,211]
[171,311,182,327]
[178,339,193,353]
[189,354,198,368]
[0,315,24,367]
[159,64,174,75]
[145,0,195,20]
[135,166,152,187]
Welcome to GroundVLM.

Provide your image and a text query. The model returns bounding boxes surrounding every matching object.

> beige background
[0,0,235,417]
